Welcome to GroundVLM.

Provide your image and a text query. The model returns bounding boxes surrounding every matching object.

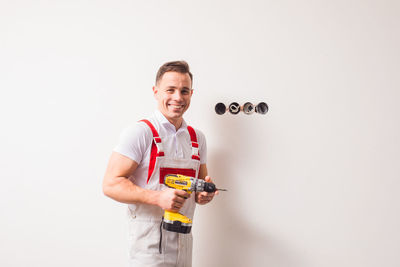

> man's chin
[167,108,185,116]
[162,110,181,119]
[170,112,184,118]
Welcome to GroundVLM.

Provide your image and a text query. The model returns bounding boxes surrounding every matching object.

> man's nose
[172,90,183,101]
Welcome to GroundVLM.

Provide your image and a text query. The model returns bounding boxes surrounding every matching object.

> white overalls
[127,119,201,267]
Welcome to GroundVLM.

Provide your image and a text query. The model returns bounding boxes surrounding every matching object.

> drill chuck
[203,182,217,192]
[195,178,226,192]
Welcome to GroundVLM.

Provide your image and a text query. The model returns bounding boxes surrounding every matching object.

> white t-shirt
[113,110,207,184]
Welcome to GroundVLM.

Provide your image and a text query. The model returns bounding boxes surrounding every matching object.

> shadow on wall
[198,113,302,267]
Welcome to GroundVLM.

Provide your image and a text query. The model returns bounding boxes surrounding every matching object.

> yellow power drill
[163,174,227,234]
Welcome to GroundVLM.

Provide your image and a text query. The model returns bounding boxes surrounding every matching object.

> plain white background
[1,1,399,266]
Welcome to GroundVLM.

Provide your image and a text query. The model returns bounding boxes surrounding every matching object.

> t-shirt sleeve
[196,129,207,165]
[113,123,151,164]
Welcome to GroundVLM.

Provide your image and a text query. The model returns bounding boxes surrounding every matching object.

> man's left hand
[195,176,219,205]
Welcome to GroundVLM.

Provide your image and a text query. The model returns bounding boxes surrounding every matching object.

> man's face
[153,71,193,125]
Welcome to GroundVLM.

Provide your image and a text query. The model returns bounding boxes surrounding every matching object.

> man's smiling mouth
[168,104,184,109]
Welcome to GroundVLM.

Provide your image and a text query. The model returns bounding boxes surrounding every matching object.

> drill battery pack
[162,220,192,234]
[163,210,192,234]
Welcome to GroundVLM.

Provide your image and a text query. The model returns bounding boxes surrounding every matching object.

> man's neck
[168,118,183,131]
[157,110,184,131]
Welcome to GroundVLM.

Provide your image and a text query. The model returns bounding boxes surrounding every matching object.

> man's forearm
[103,176,160,206]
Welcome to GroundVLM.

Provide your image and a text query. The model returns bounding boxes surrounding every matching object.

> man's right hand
[157,188,190,212]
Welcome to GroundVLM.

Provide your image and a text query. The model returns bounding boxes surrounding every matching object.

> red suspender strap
[140,120,164,183]
[187,125,200,161]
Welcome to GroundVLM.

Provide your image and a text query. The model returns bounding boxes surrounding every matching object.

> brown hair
[155,60,193,86]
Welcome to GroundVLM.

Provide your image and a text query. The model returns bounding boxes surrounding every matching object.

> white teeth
[169,104,183,108]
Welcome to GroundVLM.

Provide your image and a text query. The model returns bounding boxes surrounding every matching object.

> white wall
[1,1,399,266]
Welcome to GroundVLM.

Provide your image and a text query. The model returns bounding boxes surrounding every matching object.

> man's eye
[167,89,174,93]
[182,90,190,95]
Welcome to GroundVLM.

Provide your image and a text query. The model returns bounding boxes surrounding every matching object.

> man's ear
[152,86,158,96]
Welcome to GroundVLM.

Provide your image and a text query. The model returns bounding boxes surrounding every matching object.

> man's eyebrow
[166,86,177,89]
[182,87,191,90]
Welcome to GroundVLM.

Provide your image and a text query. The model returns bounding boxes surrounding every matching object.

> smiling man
[103,61,216,267]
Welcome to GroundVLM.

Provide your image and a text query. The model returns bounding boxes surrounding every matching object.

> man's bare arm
[102,152,189,211]
[198,163,208,180]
